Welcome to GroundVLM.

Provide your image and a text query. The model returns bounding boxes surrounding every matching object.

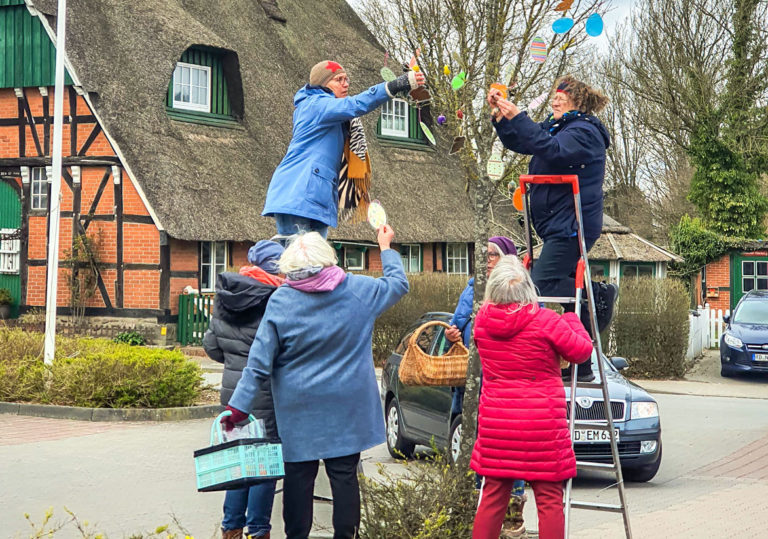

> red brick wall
[169,238,199,315]
[5,86,161,312]
[702,254,731,312]
[231,241,250,269]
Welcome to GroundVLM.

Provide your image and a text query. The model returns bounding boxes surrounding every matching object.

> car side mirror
[723,314,730,324]
[610,356,629,370]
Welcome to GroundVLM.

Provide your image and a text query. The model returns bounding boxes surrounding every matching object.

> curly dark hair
[554,74,609,115]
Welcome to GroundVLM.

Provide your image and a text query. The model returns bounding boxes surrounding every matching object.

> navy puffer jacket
[493,111,610,242]
[203,272,277,437]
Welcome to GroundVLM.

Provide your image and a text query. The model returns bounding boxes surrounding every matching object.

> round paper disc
[380,67,396,82]
[367,200,387,229]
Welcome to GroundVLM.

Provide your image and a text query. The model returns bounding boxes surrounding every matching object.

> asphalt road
[2,371,768,537]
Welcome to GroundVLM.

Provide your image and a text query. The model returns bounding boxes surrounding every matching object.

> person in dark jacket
[488,74,618,381]
[203,240,285,539]
[262,60,426,240]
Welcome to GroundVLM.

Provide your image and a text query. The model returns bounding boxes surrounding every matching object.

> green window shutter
[0,4,72,88]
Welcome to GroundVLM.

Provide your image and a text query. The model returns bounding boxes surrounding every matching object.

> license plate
[573,429,619,443]
[754,353,768,362]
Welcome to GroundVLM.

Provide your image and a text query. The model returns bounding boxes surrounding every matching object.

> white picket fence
[686,304,730,359]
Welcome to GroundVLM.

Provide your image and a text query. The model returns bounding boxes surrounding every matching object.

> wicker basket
[398,320,469,386]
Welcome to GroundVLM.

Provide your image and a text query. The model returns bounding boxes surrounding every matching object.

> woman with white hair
[470,255,593,539]
[223,225,408,539]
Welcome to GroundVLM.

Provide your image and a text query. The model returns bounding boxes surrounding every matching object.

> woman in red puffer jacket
[470,255,593,539]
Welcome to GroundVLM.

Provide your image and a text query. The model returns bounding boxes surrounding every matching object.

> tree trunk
[457,175,494,470]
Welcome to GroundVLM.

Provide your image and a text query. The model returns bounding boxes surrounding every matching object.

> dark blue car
[381,312,663,482]
[720,290,768,376]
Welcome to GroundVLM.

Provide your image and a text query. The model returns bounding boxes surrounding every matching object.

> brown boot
[222,529,243,539]
[500,494,527,538]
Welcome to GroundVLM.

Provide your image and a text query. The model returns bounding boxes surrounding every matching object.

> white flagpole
[43,0,68,365]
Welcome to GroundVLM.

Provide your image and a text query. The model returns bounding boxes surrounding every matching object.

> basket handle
[211,410,258,446]
[408,320,451,350]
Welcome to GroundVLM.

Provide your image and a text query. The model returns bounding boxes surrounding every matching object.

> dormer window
[380,99,409,138]
[166,46,244,128]
[377,99,431,150]
[172,62,211,112]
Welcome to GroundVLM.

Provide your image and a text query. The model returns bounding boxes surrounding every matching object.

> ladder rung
[576,461,617,472]
[538,296,578,304]
[569,501,625,513]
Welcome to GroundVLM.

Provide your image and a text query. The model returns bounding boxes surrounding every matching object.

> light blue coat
[261,83,392,228]
[229,249,409,462]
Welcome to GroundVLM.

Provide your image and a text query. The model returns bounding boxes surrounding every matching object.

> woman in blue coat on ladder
[262,61,426,239]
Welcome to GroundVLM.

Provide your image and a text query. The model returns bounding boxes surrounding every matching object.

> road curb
[0,401,223,421]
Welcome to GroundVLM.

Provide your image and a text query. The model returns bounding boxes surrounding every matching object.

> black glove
[386,71,418,97]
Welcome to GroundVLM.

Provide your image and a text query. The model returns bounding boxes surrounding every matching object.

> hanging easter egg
[437,114,447,125]
[585,13,604,37]
[530,37,547,63]
[554,0,574,11]
[552,17,574,34]
[443,65,451,76]
[451,71,467,90]
[380,67,396,82]
[528,90,550,111]
[456,109,464,120]
[486,153,505,181]
[420,121,436,145]
[512,186,524,211]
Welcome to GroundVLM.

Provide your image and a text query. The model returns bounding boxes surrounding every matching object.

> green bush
[613,277,691,378]
[360,452,478,538]
[372,273,467,364]
[114,330,147,346]
[0,328,203,407]
[0,287,12,305]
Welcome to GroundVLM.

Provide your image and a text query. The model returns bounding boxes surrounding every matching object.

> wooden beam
[77,123,102,156]
[69,87,78,157]
[42,92,50,155]
[0,115,96,127]
[21,90,44,157]
[159,233,171,311]
[74,219,113,309]
[0,156,120,167]
[17,93,24,157]
[81,168,111,232]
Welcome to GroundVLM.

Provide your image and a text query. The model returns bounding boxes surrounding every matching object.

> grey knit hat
[309,60,346,87]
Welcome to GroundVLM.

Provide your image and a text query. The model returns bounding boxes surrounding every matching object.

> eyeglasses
[487,252,501,261]
[331,75,350,85]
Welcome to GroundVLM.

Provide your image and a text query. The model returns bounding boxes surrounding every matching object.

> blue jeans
[274,213,328,239]
[221,480,277,535]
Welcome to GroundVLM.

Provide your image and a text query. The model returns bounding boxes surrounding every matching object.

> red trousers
[472,477,565,539]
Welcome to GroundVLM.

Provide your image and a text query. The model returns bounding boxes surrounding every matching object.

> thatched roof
[532,214,682,263]
[29,0,482,244]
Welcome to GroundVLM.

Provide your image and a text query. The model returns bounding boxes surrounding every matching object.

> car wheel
[622,441,662,482]
[385,399,415,459]
[449,415,462,465]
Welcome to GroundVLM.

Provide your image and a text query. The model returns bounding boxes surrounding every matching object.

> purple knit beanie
[488,236,517,256]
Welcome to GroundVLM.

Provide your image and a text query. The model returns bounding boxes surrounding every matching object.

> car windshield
[733,301,768,324]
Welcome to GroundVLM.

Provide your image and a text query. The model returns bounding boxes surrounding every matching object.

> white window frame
[343,246,365,271]
[400,244,422,273]
[172,62,211,113]
[200,241,228,292]
[446,243,469,275]
[0,228,20,275]
[31,167,48,210]
[380,98,409,138]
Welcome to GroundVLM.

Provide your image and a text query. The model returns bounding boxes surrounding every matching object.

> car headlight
[723,333,743,349]
[631,401,659,419]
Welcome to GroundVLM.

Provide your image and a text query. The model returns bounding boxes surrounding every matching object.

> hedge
[0,329,203,408]
[612,277,690,378]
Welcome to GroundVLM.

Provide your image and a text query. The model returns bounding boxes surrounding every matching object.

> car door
[397,323,453,443]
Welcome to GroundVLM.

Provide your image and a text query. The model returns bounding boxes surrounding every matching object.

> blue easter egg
[552,17,574,34]
[585,13,604,37]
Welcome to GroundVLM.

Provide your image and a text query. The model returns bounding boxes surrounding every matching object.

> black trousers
[531,235,598,375]
[283,452,361,539]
